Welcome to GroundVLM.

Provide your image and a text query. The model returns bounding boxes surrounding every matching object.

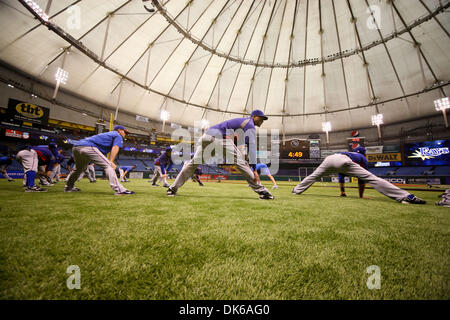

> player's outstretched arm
[358,180,366,198]
[109,145,120,169]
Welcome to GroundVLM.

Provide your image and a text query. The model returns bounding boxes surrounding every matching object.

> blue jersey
[0,156,12,166]
[155,151,173,173]
[255,163,270,175]
[206,117,257,166]
[74,131,123,154]
[31,146,57,171]
[120,166,134,172]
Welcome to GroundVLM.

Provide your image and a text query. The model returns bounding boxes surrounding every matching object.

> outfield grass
[0,179,448,300]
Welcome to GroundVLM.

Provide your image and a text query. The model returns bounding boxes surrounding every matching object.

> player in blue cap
[119,164,136,182]
[0,154,15,182]
[65,125,134,195]
[292,146,426,204]
[167,109,274,200]
[151,147,173,187]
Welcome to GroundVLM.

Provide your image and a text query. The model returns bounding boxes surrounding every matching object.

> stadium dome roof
[0,0,449,134]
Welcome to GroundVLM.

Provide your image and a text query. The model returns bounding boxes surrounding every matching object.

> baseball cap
[353,146,366,155]
[250,109,268,120]
[48,142,58,149]
[165,147,172,152]
[114,125,130,133]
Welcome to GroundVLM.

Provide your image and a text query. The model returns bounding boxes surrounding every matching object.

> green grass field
[0,179,448,300]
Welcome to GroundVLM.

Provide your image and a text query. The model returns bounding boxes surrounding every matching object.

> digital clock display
[280,139,310,159]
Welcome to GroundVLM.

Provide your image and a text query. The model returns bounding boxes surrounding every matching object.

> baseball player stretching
[0,154,15,182]
[16,143,59,192]
[65,125,134,195]
[151,147,173,187]
[292,147,426,204]
[254,163,278,189]
[119,165,136,182]
[167,110,274,200]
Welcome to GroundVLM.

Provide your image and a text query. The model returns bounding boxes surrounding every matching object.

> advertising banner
[7,98,50,125]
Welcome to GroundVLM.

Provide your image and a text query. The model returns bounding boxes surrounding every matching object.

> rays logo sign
[408,147,450,161]
[405,140,450,166]
[7,98,49,125]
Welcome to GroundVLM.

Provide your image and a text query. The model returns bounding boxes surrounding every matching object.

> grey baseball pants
[152,165,167,185]
[292,154,411,202]
[170,134,268,194]
[66,146,127,193]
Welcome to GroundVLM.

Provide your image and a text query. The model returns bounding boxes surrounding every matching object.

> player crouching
[65,125,134,195]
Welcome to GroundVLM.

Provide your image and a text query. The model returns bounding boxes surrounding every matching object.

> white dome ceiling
[0,0,449,134]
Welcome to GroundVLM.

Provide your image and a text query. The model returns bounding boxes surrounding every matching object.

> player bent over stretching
[254,163,278,189]
[167,110,274,200]
[16,143,59,192]
[151,147,173,187]
[65,125,134,195]
[292,147,426,204]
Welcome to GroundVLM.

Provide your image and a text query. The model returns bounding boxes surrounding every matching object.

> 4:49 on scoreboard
[280,139,310,160]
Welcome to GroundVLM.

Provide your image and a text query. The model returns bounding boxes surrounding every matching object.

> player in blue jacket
[119,165,136,182]
[0,154,15,182]
[254,163,278,189]
[167,110,273,200]
[151,147,173,188]
[65,125,134,195]
[292,147,426,204]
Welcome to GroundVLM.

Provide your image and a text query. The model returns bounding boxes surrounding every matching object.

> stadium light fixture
[371,113,383,140]
[24,0,49,22]
[200,119,210,130]
[322,121,331,145]
[434,97,449,128]
[52,68,69,99]
[160,110,170,132]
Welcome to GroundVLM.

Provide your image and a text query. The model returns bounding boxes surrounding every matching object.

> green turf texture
[0,179,448,300]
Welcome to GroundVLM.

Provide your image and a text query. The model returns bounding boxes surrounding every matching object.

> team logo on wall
[408,147,450,160]
[291,139,300,148]
[7,98,50,125]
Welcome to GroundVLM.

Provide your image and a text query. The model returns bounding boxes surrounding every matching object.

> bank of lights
[24,0,49,22]
[160,110,170,121]
[371,114,383,126]
[55,68,69,85]
[434,97,449,111]
[322,122,331,132]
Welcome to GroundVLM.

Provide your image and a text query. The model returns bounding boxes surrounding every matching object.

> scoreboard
[280,139,310,160]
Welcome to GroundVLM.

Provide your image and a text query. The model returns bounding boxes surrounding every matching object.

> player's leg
[82,147,129,194]
[17,149,44,191]
[89,165,96,182]
[342,162,416,202]
[152,166,162,185]
[292,155,338,194]
[119,168,125,182]
[339,183,347,196]
[0,165,13,181]
[225,140,272,198]
[168,142,205,193]
[66,147,89,190]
